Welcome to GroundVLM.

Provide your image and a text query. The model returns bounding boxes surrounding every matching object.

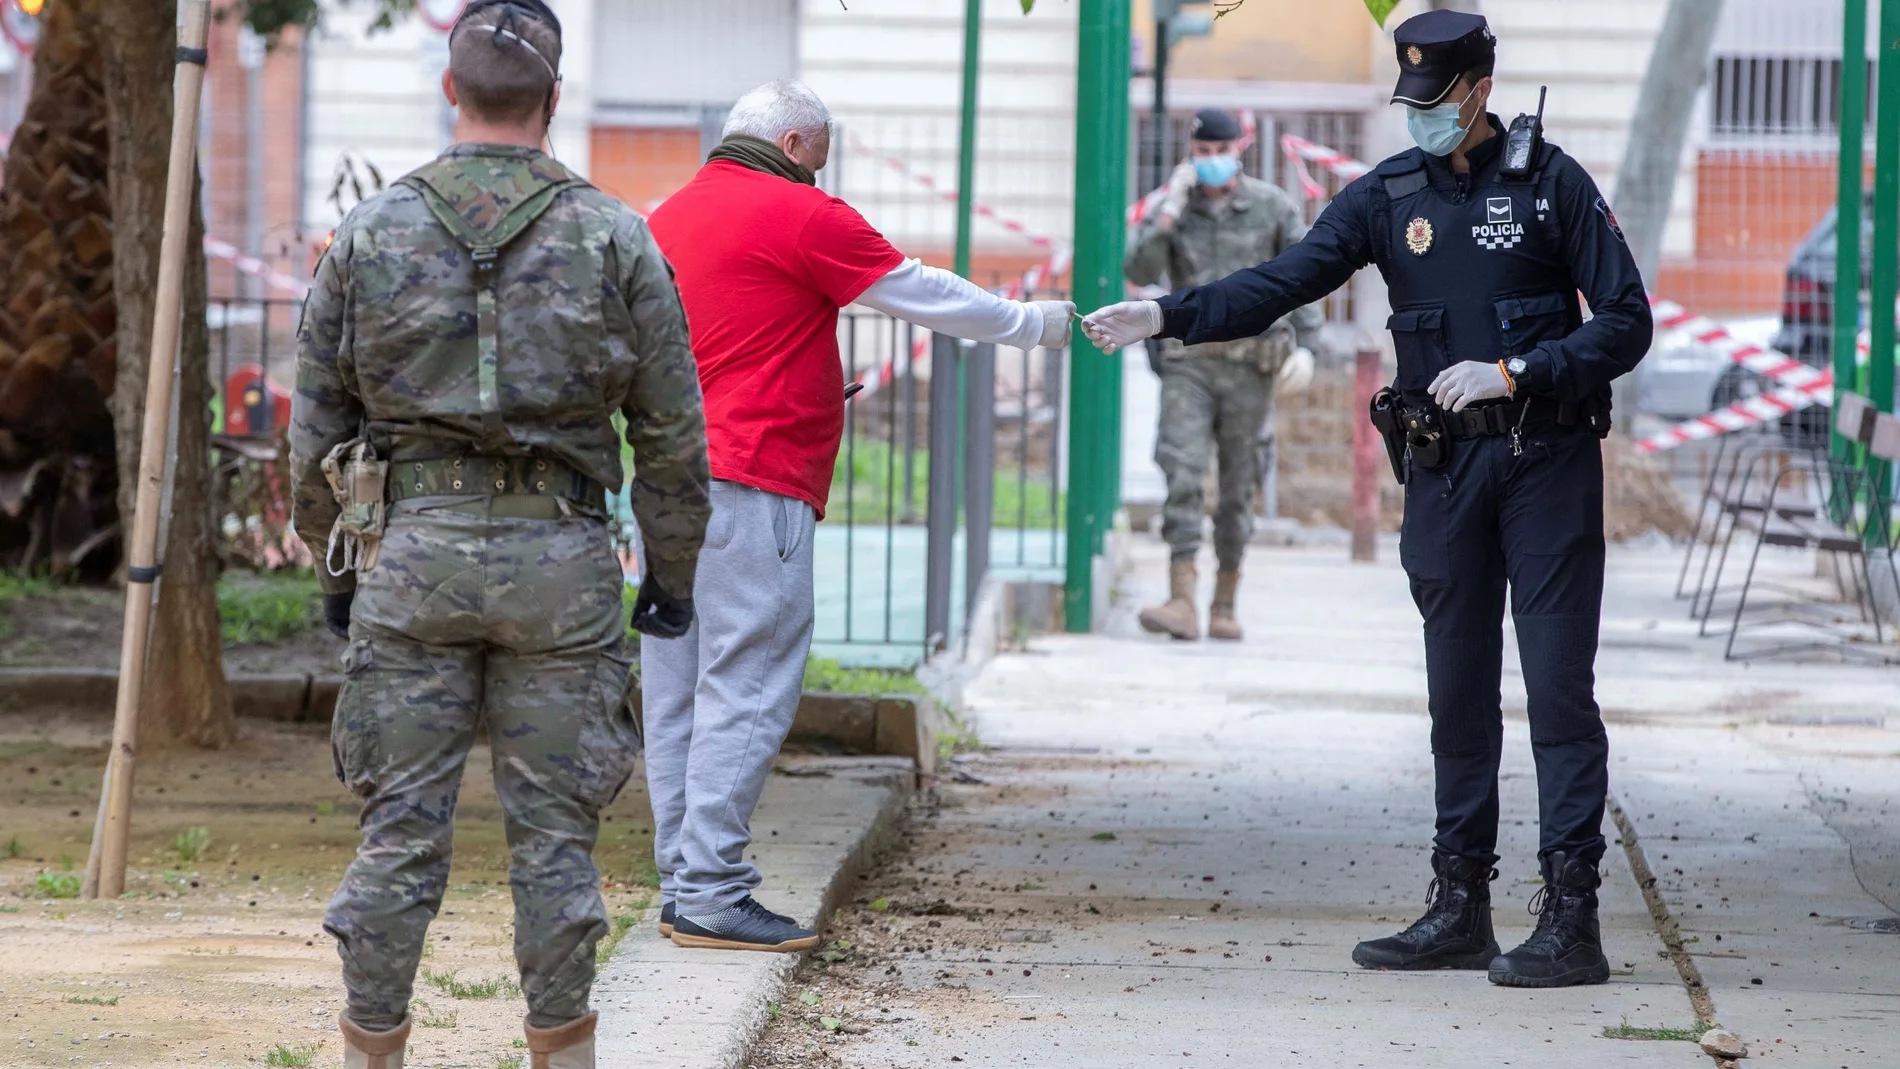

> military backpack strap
[398,163,583,450]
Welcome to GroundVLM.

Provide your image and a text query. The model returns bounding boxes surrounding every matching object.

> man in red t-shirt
[641,79,1072,953]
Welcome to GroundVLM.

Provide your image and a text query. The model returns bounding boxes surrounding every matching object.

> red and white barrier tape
[1649,299,1827,391]
[1634,373,1834,453]
[204,238,310,297]
[1280,134,1370,200]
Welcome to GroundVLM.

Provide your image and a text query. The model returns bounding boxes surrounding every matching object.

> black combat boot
[1488,851,1612,988]
[1352,852,1501,970]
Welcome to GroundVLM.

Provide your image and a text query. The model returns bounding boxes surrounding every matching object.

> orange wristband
[1498,359,1517,395]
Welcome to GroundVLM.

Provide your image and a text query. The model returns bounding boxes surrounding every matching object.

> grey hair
[722,80,831,142]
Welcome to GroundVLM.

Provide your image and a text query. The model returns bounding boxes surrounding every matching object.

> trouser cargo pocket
[331,639,381,798]
[575,651,641,809]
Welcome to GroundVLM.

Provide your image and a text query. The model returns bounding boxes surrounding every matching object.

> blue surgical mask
[1407,99,1471,156]
[1193,154,1241,188]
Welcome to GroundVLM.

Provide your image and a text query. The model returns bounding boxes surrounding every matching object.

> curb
[708,762,913,1069]
[0,667,937,770]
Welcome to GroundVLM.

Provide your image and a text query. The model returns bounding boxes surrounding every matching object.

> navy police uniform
[1150,10,1652,987]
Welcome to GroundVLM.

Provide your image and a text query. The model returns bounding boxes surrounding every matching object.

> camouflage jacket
[290,143,711,598]
[1124,173,1324,370]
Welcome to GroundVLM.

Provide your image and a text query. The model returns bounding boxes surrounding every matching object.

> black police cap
[1389,9,1494,108]
[1189,108,1243,143]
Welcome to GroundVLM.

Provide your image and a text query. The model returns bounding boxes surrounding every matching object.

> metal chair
[1706,396,1898,662]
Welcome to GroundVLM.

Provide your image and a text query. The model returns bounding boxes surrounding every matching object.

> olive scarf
[705,133,816,186]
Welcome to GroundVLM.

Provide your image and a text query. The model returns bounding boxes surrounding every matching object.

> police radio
[1500,85,1547,180]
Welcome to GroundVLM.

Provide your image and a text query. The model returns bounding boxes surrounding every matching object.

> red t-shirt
[647,161,905,517]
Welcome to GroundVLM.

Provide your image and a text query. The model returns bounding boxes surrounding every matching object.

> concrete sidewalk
[762,536,1900,1067]
[595,757,911,1068]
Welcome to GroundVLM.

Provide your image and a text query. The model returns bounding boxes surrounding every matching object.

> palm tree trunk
[99,0,232,749]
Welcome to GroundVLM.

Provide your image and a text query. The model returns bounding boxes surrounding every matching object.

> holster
[1368,387,1407,485]
[320,438,389,576]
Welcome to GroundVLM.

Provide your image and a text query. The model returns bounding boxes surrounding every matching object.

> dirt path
[0,713,659,1069]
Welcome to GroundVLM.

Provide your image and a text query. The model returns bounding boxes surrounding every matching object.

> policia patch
[1405,217,1434,255]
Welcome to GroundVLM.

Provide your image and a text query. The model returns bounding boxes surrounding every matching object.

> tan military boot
[1207,570,1243,641]
[1138,558,1200,640]
[524,1012,598,1069]
[338,1014,409,1069]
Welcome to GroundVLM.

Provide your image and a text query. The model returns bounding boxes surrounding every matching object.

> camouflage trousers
[1154,356,1277,572]
[324,496,639,1030]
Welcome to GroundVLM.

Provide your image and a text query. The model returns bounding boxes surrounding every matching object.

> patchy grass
[411,998,458,1029]
[262,1042,320,1067]
[935,702,981,764]
[497,1055,524,1069]
[217,571,320,645]
[36,870,80,899]
[1601,1018,1704,1042]
[802,656,926,697]
[420,967,521,1000]
[0,570,60,604]
[631,857,662,891]
[171,825,212,863]
[594,908,646,965]
[67,994,119,1006]
[3,833,25,858]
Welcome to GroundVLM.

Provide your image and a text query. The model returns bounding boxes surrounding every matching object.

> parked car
[1640,197,1874,441]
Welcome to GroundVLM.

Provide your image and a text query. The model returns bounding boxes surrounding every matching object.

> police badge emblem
[1406,45,1424,67]
[1405,217,1433,255]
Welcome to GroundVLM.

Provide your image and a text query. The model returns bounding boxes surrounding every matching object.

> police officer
[1124,108,1321,642]
[1082,9,1650,989]
[291,3,710,1065]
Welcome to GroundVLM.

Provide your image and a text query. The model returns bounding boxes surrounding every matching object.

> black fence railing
[205,295,1071,667]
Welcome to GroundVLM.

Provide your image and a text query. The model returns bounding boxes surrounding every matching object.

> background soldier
[290,3,710,1066]
[1124,109,1321,642]
[1082,9,1650,989]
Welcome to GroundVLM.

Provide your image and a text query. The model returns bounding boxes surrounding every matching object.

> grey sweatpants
[642,479,817,916]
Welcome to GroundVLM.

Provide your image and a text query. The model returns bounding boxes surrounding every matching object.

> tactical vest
[382,154,591,454]
[1369,143,1584,410]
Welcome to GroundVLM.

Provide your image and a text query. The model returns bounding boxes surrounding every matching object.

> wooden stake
[85,0,213,901]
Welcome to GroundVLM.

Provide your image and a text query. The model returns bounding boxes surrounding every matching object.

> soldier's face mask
[1192,153,1241,188]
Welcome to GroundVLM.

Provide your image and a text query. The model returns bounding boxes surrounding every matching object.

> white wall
[799,0,1078,260]
[302,0,594,232]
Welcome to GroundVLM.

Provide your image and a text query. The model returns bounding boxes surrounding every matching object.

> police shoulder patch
[1595,195,1625,242]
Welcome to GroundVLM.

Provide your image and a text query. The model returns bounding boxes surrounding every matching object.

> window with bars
[1709,54,1873,140]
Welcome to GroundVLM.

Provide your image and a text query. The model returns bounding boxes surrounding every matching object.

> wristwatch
[1506,357,1528,377]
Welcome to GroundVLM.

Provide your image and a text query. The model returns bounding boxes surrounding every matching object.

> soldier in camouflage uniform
[1124,109,1322,642]
[289,4,709,1067]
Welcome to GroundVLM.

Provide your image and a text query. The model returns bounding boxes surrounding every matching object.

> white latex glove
[1081,300,1163,354]
[1430,360,1512,412]
[1159,160,1197,221]
[1029,300,1077,349]
[1276,346,1314,395]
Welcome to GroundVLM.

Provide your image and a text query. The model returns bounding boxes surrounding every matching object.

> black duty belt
[387,455,606,511]
[1444,400,1532,440]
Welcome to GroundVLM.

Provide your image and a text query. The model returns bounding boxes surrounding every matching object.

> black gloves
[629,575,693,639]
[322,591,355,639]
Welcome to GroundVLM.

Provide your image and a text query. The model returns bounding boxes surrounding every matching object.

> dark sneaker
[1352,852,1501,970]
[657,901,676,938]
[1489,851,1612,988]
[670,896,820,953]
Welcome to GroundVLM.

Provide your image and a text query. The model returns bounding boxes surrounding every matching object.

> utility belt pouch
[1368,387,1408,485]
[320,438,389,576]
[1400,404,1452,473]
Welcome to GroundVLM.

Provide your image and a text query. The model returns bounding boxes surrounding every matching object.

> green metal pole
[1066,0,1126,631]
[955,0,982,280]
[1098,0,1130,552]
[1868,0,1900,512]
[1832,0,1866,473]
